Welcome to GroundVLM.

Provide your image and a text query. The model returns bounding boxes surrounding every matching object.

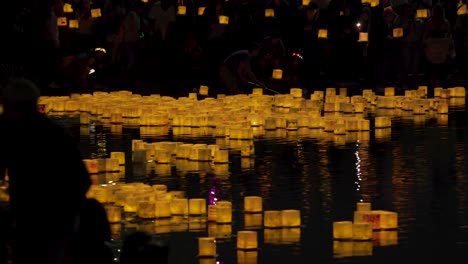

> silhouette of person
[0,78,91,264]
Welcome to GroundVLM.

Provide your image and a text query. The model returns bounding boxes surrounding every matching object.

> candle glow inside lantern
[57,17,67,26]
[213,149,229,163]
[91,8,102,18]
[69,20,79,29]
[215,201,232,223]
[171,198,188,215]
[272,69,283,80]
[155,200,172,218]
[264,210,282,228]
[219,15,229,24]
[358,32,368,42]
[237,231,258,250]
[281,210,301,227]
[198,7,206,15]
[244,196,262,213]
[137,201,156,219]
[290,88,302,98]
[105,205,122,223]
[265,8,274,17]
[318,29,328,39]
[416,9,429,18]
[393,27,403,38]
[198,237,216,257]
[189,198,207,215]
[352,223,373,240]
[63,3,73,13]
[177,6,187,15]
[333,221,353,240]
[354,210,398,230]
[199,85,209,95]
[207,204,217,222]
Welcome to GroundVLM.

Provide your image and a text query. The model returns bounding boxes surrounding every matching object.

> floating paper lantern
[280,210,301,228]
[333,221,353,240]
[374,116,391,128]
[357,202,371,211]
[272,69,283,80]
[110,113,123,124]
[63,3,73,13]
[453,86,466,97]
[352,223,373,240]
[264,210,281,228]
[237,231,258,250]
[207,204,217,222]
[318,29,328,39]
[358,32,368,42]
[215,201,232,223]
[219,15,229,24]
[384,87,395,96]
[354,210,398,229]
[105,205,122,223]
[57,17,67,26]
[333,241,353,258]
[189,147,211,161]
[199,85,209,95]
[155,200,171,218]
[244,213,263,229]
[339,87,347,97]
[252,88,263,95]
[244,196,262,213]
[171,198,188,215]
[458,4,467,15]
[393,27,403,38]
[237,250,258,264]
[437,102,449,114]
[302,0,311,5]
[69,20,79,29]
[110,152,125,165]
[189,198,206,215]
[91,8,102,18]
[177,6,187,15]
[137,201,156,219]
[416,9,429,18]
[213,149,229,163]
[353,241,373,256]
[264,228,281,244]
[373,230,398,246]
[198,7,206,15]
[290,88,302,98]
[265,8,274,17]
[370,0,379,6]
[198,237,216,257]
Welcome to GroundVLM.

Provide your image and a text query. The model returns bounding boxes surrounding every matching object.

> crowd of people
[2,0,468,96]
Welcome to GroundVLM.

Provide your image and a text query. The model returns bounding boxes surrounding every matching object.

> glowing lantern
[318,29,328,39]
[333,241,353,258]
[333,221,353,240]
[458,3,467,15]
[252,88,263,95]
[213,149,229,163]
[215,201,232,223]
[264,210,281,228]
[207,204,217,222]
[110,152,125,165]
[244,213,263,228]
[374,116,391,128]
[393,28,403,38]
[326,87,336,96]
[354,210,398,229]
[189,147,211,161]
[105,205,122,223]
[290,88,302,98]
[352,223,373,240]
[105,158,120,172]
[237,231,258,250]
[453,86,466,97]
[57,17,67,26]
[272,69,283,80]
[137,201,156,219]
[198,237,216,257]
[354,102,365,113]
[199,85,209,95]
[370,0,379,7]
[110,113,123,124]
[170,198,188,215]
[219,15,229,24]
[384,87,395,96]
[189,198,206,215]
[357,202,371,211]
[434,87,443,97]
[155,200,171,218]
[416,9,429,18]
[69,19,79,29]
[302,0,311,5]
[198,7,206,15]
[177,6,187,15]
[339,87,347,96]
[437,102,449,114]
[91,8,102,18]
[281,210,301,227]
[265,8,274,17]
[244,196,262,213]
[63,3,73,13]
[358,32,368,42]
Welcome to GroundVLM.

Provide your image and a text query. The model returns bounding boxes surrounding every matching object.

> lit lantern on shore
[357,202,371,211]
[105,205,122,223]
[437,102,449,114]
[318,29,328,39]
[352,223,373,240]
[237,231,258,250]
[272,69,283,80]
[333,221,353,240]
[219,15,229,24]
[265,8,274,17]
[281,210,301,227]
[91,8,102,18]
[244,196,262,213]
[198,237,216,257]
[189,198,206,215]
[264,210,281,228]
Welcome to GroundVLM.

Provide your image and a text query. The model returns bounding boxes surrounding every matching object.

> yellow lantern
[393,27,403,38]
[189,198,206,215]
[333,221,353,240]
[370,0,379,7]
[416,9,429,18]
[333,241,353,258]
[384,87,395,96]
[280,228,301,244]
[198,237,216,257]
[264,228,281,244]
[105,205,122,223]
[219,15,229,25]
[170,198,188,215]
[264,210,281,228]
[198,7,206,16]
[358,32,368,42]
[272,69,283,80]
[354,210,398,229]
[374,116,391,128]
[352,241,373,256]
[57,17,67,26]
[244,196,262,213]
[244,213,263,228]
[458,3,467,15]
[318,29,328,39]
[216,223,232,239]
[281,210,301,227]
[199,85,209,95]
[110,152,125,165]
[252,88,263,95]
[302,0,311,5]
[63,3,73,13]
[155,200,171,218]
[265,8,274,17]
[215,201,232,223]
[356,202,371,211]
[213,149,229,163]
[177,6,187,15]
[91,8,102,18]
[373,230,398,246]
[137,201,156,219]
[290,88,302,98]
[361,0,370,4]
[207,204,217,222]
[352,223,373,240]
[237,231,258,250]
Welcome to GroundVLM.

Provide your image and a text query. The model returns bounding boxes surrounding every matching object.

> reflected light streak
[355,140,363,202]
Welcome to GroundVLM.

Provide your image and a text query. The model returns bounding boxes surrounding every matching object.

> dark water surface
[52,98,468,264]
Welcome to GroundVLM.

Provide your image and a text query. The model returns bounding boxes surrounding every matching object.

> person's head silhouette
[1,78,40,119]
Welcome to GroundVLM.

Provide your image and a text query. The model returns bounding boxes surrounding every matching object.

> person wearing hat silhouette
[0,78,91,264]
